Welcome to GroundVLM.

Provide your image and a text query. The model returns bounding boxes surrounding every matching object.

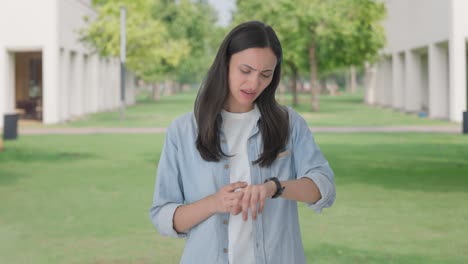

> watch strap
[264,177,285,198]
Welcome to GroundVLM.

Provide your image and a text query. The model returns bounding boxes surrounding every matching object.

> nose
[247,73,262,91]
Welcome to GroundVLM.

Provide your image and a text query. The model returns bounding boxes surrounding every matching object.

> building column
[68,52,77,117]
[104,59,110,110]
[420,52,430,113]
[82,54,90,114]
[115,59,120,108]
[109,59,116,109]
[75,53,84,116]
[375,60,385,105]
[43,45,60,124]
[449,0,468,122]
[383,57,393,107]
[0,50,15,127]
[89,54,99,113]
[448,37,467,122]
[0,49,5,127]
[392,52,405,110]
[96,57,103,111]
[429,43,450,119]
[59,48,69,122]
[112,58,119,108]
[364,62,377,105]
[405,50,421,112]
[100,58,106,111]
[101,58,107,110]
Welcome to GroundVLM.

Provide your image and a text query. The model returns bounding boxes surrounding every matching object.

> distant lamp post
[120,6,126,120]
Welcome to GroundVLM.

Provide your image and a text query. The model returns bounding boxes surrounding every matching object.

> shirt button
[223,248,228,253]
[224,164,229,169]
[223,220,228,225]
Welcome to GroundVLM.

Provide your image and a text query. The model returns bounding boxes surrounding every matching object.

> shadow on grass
[293,103,358,114]
[305,243,462,264]
[136,90,196,106]
[0,168,27,185]
[0,145,96,185]
[325,142,468,193]
[0,147,95,163]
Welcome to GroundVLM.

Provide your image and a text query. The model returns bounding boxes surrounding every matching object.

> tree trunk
[152,83,160,101]
[278,82,285,103]
[288,62,299,106]
[320,79,327,95]
[175,82,181,93]
[164,79,173,96]
[309,41,319,111]
[182,83,191,92]
[346,69,351,93]
[351,65,357,94]
[292,75,298,106]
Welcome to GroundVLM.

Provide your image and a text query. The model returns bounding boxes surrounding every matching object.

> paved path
[19,125,462,135]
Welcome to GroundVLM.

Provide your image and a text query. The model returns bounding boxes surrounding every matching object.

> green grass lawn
[1,133,467,263]
[289,94,456,127]
[28,89,457,128]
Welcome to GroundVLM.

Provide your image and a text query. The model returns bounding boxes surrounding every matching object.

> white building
[0,0,136,127]
[365,0,468,122]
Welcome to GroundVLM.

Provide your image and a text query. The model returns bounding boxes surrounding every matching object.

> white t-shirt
[221,105,260,264]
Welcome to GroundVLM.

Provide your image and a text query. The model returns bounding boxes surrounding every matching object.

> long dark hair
[194,21,289,167]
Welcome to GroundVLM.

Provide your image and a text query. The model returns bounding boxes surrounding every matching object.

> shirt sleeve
[290,110,336,213]
[149,123,187,238]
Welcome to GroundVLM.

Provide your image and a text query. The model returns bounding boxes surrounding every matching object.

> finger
[259,187,267,214]
[242,188,251,221]
[231,205,242,215]
[228,190,244,200]
[259,196,265,215]
[225,181,248,192]
[251,191,258,221]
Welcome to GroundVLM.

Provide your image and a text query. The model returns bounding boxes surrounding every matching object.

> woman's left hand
[240,181,276,221]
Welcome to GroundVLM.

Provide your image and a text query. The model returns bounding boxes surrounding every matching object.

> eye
[261,74,272,79]
[240,69,250,74]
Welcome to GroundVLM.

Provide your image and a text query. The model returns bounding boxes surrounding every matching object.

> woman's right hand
[210,181,247,215]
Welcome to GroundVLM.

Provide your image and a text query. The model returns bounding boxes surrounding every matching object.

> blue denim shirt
[150,108,335,264]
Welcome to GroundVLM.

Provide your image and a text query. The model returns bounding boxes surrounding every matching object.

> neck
[224,103,254,113]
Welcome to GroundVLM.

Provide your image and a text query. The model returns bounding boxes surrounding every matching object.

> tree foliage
[234,0,386,110]
[152,0,222,84]
[82,0,221,84]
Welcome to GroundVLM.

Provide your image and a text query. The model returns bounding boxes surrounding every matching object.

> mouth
[241,89,256,95]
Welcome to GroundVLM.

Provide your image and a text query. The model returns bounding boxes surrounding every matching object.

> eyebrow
[240,64,273,73]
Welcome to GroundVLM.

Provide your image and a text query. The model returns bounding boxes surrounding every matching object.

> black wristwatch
[264,177,285,198]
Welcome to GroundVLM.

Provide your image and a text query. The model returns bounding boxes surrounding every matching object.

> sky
[207,0,236,27]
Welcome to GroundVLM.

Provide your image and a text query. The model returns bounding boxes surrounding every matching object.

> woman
[150,21,335,264]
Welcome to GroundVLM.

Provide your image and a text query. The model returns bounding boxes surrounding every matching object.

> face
[226,47,277,113]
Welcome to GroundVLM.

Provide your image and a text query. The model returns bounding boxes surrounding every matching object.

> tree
[234,0,309,106]
[81,0,189,86]
[234,0,386,111]
[298,0,386,110]
[83,0,222,99]
[153,0,222,86]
